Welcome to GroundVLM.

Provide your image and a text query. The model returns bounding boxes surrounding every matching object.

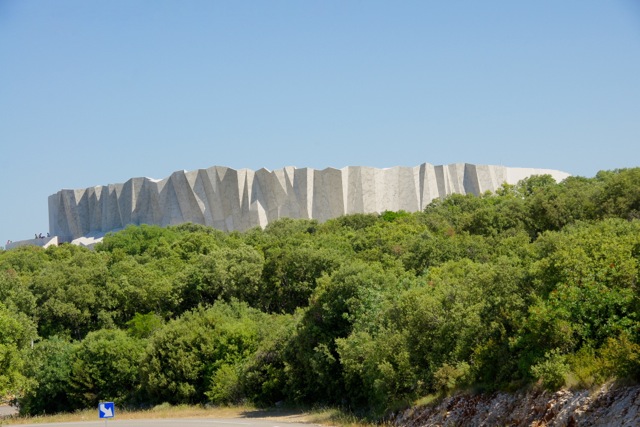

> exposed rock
[394,384,640,427]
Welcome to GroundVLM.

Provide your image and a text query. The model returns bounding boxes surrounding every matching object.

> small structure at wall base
[6,236,58,250]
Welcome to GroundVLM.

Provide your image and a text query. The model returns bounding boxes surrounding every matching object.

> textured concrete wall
[49,163,570,240]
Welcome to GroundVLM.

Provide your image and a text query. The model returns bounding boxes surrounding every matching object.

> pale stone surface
[48,163,570,241]
[394,383,640,427]
[6,236,58,250]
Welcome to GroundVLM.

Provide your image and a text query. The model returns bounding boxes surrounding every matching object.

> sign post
[99,401,115,426]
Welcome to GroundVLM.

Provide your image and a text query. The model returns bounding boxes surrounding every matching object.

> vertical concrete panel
[398,166,419,212]
[463,163,481,196]
[88,187,103,233]
[292,168,311,218]
[132,179,161,227]
[312,168,344,222]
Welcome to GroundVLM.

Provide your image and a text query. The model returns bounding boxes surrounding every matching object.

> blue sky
[1,0,639,245]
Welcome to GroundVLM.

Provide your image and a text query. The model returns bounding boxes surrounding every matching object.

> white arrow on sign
[99,403,113,418]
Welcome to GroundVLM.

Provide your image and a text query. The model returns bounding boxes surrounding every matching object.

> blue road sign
[99,402,115,419]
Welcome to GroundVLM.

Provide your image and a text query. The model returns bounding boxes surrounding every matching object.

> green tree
[240,313,295,406]
[107,257,180,323]
[140,302,262,404]
[338,329,417,413]
[68,329,145,408]
[19,336,76,415]
[517,219,640,381]
[0,302,36,398]
[30,245,111,339]
[126,312,164,339]
[521,175,598,236]
[0,269,37,319]
[96,224,181,257]
[178,243,264,311]
[594,168,640,220]
[0,245,50,275]
[258,242,341,313]
[284,261,404,404]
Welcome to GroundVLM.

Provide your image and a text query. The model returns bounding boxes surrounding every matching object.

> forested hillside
[1,168,639,417]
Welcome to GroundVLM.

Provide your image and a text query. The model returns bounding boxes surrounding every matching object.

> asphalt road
[2,417,318,427]
[0,405,18,416]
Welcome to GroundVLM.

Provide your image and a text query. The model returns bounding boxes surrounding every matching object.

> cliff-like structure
[49,163,570,241]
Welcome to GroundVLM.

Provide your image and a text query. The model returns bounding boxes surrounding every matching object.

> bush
[140,302,262,404]
[205,363,242,404]
[530,349,569,390]
[567,346,606,388]
[68,329,145,408]
[600,333,640,381]
[433,362,471,393]
[19,337,76,415]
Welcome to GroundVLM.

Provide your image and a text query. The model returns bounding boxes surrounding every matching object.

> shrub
[600,333,640,381]
[68,329,145,408]
[433,362,471,393]
[19,337,76,415]
[530,349,569,390]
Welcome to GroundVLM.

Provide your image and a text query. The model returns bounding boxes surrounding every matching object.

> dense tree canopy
[1,168,639,417]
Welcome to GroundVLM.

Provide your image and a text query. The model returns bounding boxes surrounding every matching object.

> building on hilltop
[47,163,570,245]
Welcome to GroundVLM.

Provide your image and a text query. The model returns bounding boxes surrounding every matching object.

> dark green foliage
[140,301,262,404]
[31,245,111,339]
[19,337,76,415]
[284,261,404,404]
[126,312,164,339]
[0,268,37,318]
[530,349,569,390]
[262,217,319,238]
[331,213,379,230]
[178,243,264,311]
[240,314,294,406]
[0,245,50,274]
[0,302,37,398]
[96,224,181,257]
[248,218,347,313]
[595,168,640,219]
[68,329,145,408]
[380,210,410,222]
[522,175,599,236]
[258,242,342,313]
[107,256,181,323]
[600,333,640,380]
[2,168,640,417]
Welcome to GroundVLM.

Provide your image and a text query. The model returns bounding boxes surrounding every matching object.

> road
[2,417,319,427]
[0,405,18,416]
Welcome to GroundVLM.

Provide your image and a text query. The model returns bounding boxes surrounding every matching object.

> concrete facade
[49,163,570,241]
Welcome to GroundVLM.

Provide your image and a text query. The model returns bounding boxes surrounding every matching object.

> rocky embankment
[394,383,640,426]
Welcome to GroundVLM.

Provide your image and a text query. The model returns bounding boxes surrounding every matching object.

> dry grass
[1,404,318,425]
[303,408,381,427]
[413,393,441,408]
[0,403,371,426]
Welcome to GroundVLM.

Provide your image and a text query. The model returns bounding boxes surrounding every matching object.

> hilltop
[1,168,638,421]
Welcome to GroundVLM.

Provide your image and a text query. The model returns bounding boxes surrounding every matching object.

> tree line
[1,168,639,417]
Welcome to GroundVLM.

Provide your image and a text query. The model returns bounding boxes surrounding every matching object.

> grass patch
[1,403,381,426]
[414,393,441,408]
[1,404,258,425]
[304,407,387,427]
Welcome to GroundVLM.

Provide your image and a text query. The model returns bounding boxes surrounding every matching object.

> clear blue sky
[1,0,639,245]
